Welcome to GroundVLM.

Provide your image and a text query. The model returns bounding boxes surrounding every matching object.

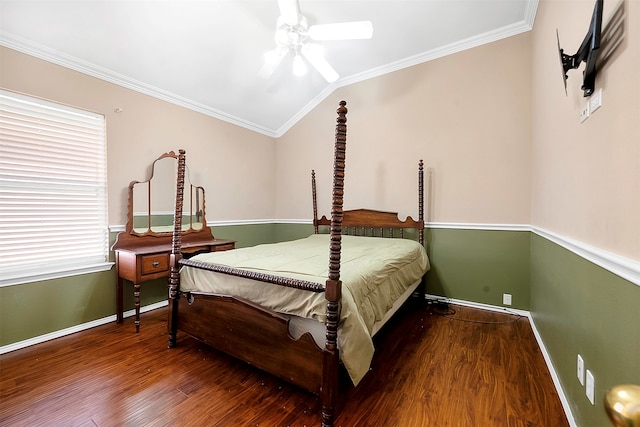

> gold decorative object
[605,384,640,427]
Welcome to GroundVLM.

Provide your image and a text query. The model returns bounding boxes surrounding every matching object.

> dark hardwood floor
[0,299,568,427]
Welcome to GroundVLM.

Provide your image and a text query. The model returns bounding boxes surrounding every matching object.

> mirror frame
[125,150,207,237]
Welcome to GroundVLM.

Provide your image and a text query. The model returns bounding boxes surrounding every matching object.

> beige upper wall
[531,0,639,260]
[276,33,533,225]
[4,0,636,262]
[0,46,276,226]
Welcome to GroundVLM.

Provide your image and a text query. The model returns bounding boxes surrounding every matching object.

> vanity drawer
[141,254,169,275]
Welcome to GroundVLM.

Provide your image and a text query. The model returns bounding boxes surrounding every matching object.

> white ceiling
[0,0,537,137]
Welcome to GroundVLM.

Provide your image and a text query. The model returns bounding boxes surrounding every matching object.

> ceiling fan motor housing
[275,15,309,53]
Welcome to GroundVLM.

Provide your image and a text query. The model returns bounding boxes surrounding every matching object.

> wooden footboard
[175,292,323,393]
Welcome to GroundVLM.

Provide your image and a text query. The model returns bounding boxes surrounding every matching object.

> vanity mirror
[112,150,235,332]
[128,151,204,235]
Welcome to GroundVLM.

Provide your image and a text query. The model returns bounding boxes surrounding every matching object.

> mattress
[179,234,430,385]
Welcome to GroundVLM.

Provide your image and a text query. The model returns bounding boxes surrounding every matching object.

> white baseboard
[526,312,577,427]
[425,294,577,427]
[0,300,168,355]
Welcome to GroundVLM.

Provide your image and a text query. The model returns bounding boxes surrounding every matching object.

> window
[0,90,110,286]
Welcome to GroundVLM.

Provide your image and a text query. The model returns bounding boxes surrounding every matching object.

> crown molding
[0,31,279,138]
[273,17,535,137]
[2,12,534,140]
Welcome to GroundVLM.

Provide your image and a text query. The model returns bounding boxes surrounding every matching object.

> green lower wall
[530,234,640,427]
[424,228,531,309]
[2,223,638,427]
[0,224,276,347]
[211,223,277,248]
[266,224,533,310]
[1,224,530,346]
[0,270,115,345]
[0,269,170,347]
[273,223,315,243]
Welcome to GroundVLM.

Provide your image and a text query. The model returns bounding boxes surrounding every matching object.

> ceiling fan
[259,0,373,82]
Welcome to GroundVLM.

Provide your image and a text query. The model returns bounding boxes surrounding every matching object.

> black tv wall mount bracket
[559,46,582,79]
[556,0,603,97]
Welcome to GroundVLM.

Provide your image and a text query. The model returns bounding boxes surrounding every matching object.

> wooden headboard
[312,160,425,245]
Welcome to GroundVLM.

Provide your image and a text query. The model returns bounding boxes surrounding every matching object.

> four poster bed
[167,101,429,427]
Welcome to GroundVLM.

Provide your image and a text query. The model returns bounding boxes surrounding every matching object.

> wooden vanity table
[113,233,234,331]
[112,150,234,332]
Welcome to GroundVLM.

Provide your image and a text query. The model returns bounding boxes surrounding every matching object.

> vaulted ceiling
[0,0,537,137]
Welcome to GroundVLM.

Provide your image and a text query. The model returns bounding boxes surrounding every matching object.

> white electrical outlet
[503,293,512,305]
[580,102,590,122]
[577,354,584,385]
[589,88,602,114]
[586,370,595,405]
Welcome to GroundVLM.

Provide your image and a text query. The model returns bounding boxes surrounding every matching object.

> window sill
[0,262,115,287]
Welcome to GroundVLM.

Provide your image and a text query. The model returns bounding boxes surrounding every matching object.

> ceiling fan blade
[301,44,339,83]
[258,47,287,79]
[277,0,300,26]
[308,21,373,41]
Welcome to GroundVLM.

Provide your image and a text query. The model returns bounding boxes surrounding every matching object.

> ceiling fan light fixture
[275,15,308,47]
[260,1,370,82]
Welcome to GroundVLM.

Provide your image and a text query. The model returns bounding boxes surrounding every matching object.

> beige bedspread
[179,234,430,385]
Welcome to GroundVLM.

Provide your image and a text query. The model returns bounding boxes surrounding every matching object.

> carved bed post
[418,159,424,246]
[168,149,186,348]
[312,170,319,234]
[322,101,347,427]
[417,159,427,300]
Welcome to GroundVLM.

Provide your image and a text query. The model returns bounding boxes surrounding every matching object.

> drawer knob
[152,261,160,267]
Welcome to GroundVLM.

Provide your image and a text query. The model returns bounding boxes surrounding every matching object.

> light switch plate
[577,354,584,385]
[586,370,595,404]
[580,102,590,122]
[589,88,602,113]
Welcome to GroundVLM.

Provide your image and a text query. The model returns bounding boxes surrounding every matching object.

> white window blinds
[0,90,110,286]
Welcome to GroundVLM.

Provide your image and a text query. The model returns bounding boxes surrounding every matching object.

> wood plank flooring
[0,299,568,426]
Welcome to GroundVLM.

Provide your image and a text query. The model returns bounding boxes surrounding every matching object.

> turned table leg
[116,275,124,324]
[134,283,141,333]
